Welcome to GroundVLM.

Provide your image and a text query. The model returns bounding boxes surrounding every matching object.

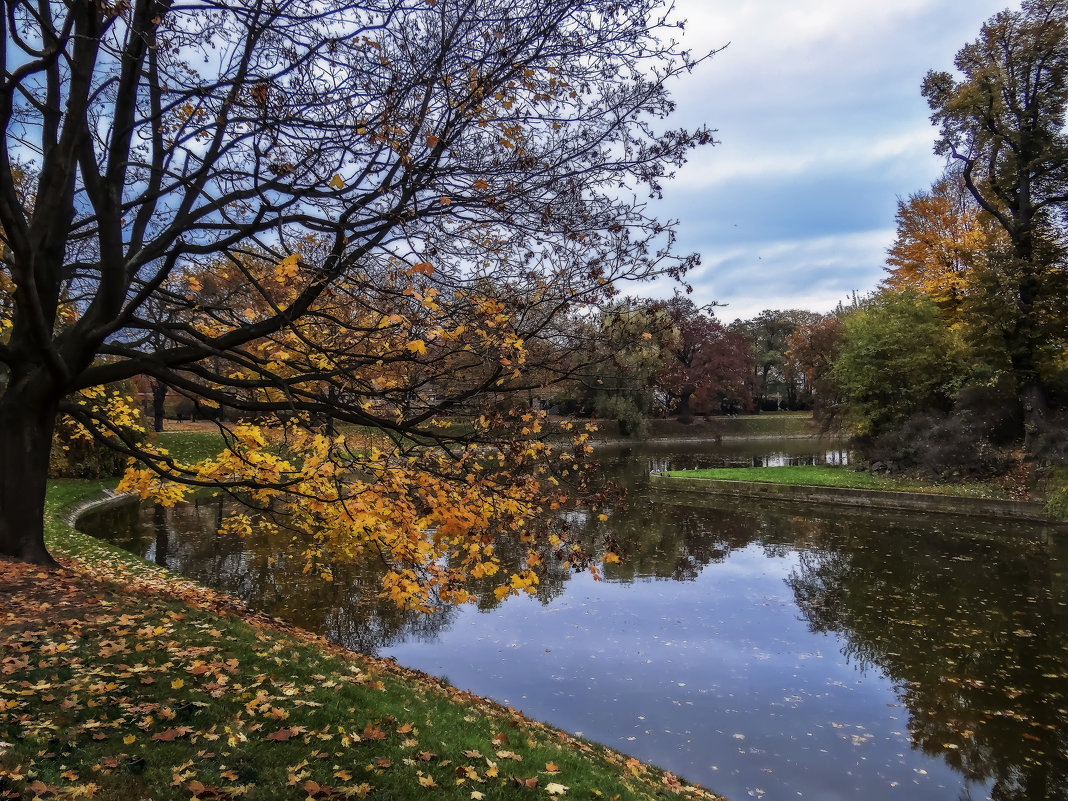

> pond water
[78,440,1068,801]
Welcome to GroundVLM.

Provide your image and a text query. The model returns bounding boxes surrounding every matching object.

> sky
[645,0,1012,323]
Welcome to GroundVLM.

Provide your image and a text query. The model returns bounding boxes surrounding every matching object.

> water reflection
[786,520,1068,801]
[78,440,1068,801]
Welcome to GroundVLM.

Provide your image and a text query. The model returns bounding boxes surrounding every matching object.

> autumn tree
[654,296,720,422]
[784,313,846,428]
[882,173,999,321]
[0,0,713,581]
[654,296,752,420]
[686,321,754,416]
[923,0,1068,440]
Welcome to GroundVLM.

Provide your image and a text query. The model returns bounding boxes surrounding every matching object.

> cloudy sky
[644,0,1012,322]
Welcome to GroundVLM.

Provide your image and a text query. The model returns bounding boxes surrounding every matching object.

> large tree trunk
[675,390,694,424]
[1007,249,1050,453]
[152,379,167,433]
[0,393,60,565]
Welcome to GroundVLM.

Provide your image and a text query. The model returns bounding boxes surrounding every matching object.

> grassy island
[0,472,718,801]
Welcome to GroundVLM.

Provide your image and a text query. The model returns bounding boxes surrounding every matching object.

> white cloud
[643,0,1012,317]
[671,127,936,188]
[644,229,896,321]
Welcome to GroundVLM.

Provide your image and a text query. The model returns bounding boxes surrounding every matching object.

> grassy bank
[1,474,719,800]
[664,465,1012,500]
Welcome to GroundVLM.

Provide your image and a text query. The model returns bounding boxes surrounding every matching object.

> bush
[1031,411,1068,467]
[833,292,965,438]
[860,410,1010,478]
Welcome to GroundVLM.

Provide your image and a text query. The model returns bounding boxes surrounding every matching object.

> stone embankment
[650,474,1056,523]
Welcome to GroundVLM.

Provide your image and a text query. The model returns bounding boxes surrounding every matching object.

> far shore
[654,467,1065,525]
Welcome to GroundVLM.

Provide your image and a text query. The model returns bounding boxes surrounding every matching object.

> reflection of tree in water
[79,497,455,654]
[786,519,1068,801]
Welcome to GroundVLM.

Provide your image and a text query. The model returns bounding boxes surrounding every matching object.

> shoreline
[650,473,1061,525]
[19,479,723,801]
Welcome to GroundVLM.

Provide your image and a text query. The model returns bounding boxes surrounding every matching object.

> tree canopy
[0,0,713,590]
[923,0,1068,438]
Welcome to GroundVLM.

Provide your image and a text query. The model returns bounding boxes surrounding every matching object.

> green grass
[154,430,228,464]
[1039,466,1068,520]
[665,465,1010,499]
[0,453,719,801]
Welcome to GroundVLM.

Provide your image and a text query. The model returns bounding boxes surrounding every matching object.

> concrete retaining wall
[64,489,137,528]
[650,473,1058,523]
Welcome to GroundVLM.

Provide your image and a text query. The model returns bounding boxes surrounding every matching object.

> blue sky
[645,0,1011,322]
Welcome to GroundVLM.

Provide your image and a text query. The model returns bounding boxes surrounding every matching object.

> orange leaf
[361,723,386,741]
[266,727,294,741]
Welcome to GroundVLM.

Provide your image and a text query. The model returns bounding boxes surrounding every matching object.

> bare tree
[0,0,714,563]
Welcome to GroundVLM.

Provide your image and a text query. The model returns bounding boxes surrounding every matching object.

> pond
[77,440,1068,801]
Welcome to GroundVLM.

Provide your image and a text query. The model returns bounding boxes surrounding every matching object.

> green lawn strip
[664,466,1010,500]
[1,475,719,801]
[155,431,229,465]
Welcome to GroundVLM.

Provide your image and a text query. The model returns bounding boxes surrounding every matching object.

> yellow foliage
[120,407,592,611]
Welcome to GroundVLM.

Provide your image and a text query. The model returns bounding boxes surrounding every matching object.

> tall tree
[785,312,846,426]
[0,0,713,566]
[732,309,817,410]
[922,0,1068,441]
[655,296,721,422]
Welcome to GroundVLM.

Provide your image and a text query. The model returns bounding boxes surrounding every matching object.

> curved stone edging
[63,489,138,528]
[649,473,1060,524]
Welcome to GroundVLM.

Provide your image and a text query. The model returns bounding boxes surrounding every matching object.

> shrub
[860,410,1010,478]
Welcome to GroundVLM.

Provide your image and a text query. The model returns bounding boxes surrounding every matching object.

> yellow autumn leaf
[329,174,345,189]
[406,339,427,355]
[546,782,569,795]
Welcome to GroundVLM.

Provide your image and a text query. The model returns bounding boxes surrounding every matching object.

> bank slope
[0,483,720,801]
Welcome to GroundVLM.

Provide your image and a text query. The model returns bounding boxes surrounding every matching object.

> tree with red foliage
[655,297,753,421]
